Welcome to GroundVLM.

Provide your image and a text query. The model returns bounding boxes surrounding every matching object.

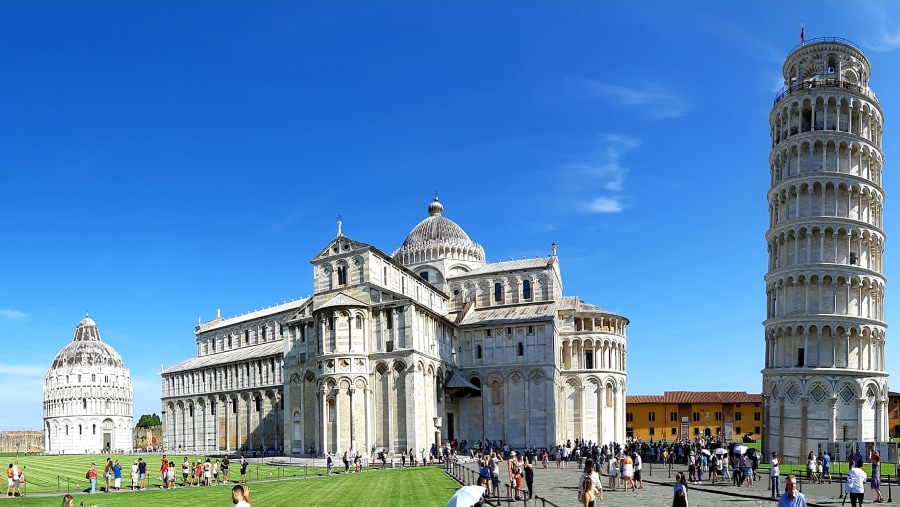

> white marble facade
[44,315,134,454]
[763,38,889,462]
[163,198,629,455]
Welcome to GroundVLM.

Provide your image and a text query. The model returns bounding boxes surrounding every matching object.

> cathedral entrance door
[103,432,111,452]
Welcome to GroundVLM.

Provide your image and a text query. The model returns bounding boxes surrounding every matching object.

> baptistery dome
[49,316,127,370]
[43,314,134,454]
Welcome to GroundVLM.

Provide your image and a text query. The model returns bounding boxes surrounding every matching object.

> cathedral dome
[393,197,486,264]
[48,314,126,371]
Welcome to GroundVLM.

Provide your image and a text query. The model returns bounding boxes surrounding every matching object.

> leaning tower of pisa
[762,38,888,462]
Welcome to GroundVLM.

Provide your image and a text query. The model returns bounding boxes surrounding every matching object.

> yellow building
[889,391,900,438]
[626,391,762,442]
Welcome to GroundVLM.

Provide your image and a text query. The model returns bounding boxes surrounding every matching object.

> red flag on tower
[800,23,805,44]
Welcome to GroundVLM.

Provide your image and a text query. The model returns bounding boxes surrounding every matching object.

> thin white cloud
[582,197,624,213]
[0,309,28,320]
[855,2,900,52]
[573,78,688,118]
[565,134,640,214]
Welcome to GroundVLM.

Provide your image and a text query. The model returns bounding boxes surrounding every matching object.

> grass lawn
[3,456,457,507]
[0,453,331,494]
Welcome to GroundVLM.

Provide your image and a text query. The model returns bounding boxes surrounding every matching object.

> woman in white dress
[607,457,618,490]
[621,454,636,492]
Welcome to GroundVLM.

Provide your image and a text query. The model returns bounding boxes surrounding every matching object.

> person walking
[806,452,818,483]
[770,452,781,498]
[113,460,122,491]
[103,458,113,493]
[778,475,807,507]
[239,455,248,483]
[673,472,689,507]
[580,473,596,507]
[87,463,97,494]
[871,451,885,503]
[137,458,146,489]
[846,459,868,507]
[524,456,535,499]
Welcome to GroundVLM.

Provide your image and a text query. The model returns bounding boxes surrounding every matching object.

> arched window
[91,374,96,382]
[355,315,363,330]
[523,279,532,300]
[261,326,267,341]
[83,398,87,410]
[605,384,614,407]
[92,424,96,435]
[79,424,82,435]
[244,330,249,343]
[338,266,347,285]
[494,283,503,303]
[491,381,502,405]
[476,345,483,359]
[517,342,524,356]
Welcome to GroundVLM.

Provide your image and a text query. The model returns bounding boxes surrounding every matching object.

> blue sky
[3,1,900,432]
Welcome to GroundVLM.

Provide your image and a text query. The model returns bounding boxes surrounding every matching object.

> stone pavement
[449,459,897,507]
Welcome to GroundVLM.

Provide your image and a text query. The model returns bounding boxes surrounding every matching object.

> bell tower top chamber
[763,37,888,463]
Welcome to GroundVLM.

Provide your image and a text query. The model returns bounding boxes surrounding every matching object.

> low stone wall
[0,431,44,453]
[133,425,163,450]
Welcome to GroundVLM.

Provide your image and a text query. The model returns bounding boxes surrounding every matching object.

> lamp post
[433,417,442,452]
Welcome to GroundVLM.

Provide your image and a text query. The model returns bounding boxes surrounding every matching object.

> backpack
[85,471,91,480]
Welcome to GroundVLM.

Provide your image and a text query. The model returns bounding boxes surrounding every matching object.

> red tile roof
[627,391,762,405]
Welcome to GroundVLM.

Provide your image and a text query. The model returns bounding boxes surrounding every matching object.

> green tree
[136,413,162,428]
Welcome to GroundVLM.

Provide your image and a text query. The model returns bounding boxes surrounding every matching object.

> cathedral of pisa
[161,198,629,455]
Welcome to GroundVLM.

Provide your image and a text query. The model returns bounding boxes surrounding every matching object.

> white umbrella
[700,449,711,456]
[733,444,748,455]
[713,448,727,455]
[447,485,486,507]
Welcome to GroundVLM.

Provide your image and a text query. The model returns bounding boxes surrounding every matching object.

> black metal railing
[774,78,878,106]
[786,37,862,55]
[443,460,563,507]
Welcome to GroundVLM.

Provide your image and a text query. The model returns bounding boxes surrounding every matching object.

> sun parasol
[700,449,711,455]
[713,448,728,455]
[447,485,486,507]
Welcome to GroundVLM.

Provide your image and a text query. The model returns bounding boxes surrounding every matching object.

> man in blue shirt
[822,452,831,483]
[778,475,807,507]
[137,458,146,490]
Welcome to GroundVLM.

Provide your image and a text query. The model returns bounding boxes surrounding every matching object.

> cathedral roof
[317,292,369,311]
[559,296,616,316]
[48,314,127,371]
[162,340,283,375]
[457,303,557,326]
[392,197,485,263]
[452,257,555,277]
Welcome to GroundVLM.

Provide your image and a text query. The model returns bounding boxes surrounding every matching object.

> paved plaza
[451,459,894,507]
